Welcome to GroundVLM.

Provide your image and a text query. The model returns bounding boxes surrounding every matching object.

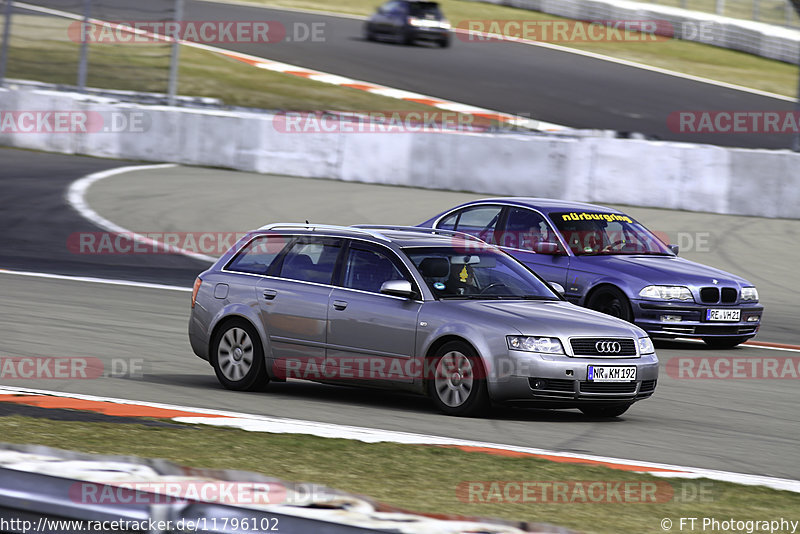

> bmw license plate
[588,366,637,382]
[706,309,741,322]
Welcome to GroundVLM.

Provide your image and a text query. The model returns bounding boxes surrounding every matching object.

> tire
[439,36,450,48]
[579,403,632,418]
[364,25,376,42]
[402,29,415,45]
[427,341,489,417]
[586,286,633,322]
[703,336,749,349]
[211,319,268,391]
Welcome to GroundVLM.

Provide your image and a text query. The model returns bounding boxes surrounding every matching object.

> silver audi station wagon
[189,224,659,417]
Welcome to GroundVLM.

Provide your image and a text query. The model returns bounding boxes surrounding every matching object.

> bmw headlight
[637,336,655,355]
[507,336,564,354]
[639,285,693,301]
[741,287,759,302]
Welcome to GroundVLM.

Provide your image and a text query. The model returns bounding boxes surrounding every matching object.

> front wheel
[211,320,268,391]
[579,403,632,418]
[586,286,633,322]
[427,341,489,417]
[703,336,749,349]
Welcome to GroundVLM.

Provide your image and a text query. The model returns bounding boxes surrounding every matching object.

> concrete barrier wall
[1,87,798,219]
[469,0,800,65]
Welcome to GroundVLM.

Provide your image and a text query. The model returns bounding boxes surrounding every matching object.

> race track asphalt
[22,0,799,149]
[1,147,798,480]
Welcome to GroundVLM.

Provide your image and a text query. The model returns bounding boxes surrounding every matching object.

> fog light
[746,316,760,322]
[660,315,682,322]
[532,379,547,390]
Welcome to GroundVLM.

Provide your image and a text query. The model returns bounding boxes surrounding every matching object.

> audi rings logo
[595,341,622,353]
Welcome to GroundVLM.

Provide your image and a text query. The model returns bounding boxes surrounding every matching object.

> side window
[502,208,565,254]
[454,206,503,244]
[279,238,342,285]
[227,235,291,275]
[344,245,409,294]
[437,212,459,230]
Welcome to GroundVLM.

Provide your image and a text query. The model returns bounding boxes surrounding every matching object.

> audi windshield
[550,211,673,256]
[404,245,561,300]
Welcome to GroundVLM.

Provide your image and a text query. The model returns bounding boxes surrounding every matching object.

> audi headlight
[638,336,655,355]
[741,287,759,302]
[639,285,693,301]
[507,336,564,354]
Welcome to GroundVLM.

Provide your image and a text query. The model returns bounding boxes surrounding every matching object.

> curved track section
[24,0,799,149]
[1,147,798,480]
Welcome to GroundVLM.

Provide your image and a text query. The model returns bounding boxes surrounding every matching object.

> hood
[447,300,645,339]
[577,255,751,287]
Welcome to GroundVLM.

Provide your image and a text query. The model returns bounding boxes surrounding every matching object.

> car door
[497,206,571,288]
[255,236,343,380]
[326,241,422,385]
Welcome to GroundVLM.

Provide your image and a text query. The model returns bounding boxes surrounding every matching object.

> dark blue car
[420,198,763,348]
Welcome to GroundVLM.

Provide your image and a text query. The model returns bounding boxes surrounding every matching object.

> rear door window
[279,237,343,285]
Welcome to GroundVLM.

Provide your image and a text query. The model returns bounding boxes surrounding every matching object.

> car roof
[461,197,627,215]
[254,224,485,248]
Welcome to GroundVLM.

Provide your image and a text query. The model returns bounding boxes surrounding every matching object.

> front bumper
[632,300,763,339]
[487,352,659,405]
[407,27,450,41]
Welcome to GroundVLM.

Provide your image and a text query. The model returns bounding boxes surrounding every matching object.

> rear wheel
[579,403,632,418]
[211,320,268,391]
[427,341,489,417]
[586,286,633,322]
[703,336,749,349]
[439,36,451,48]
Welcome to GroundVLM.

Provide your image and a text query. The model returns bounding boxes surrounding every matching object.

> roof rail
[351,225,488,244]
[257,223,391,241]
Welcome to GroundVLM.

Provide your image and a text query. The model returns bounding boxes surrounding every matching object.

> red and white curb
[1,385,798,494]
[11,1,569,133]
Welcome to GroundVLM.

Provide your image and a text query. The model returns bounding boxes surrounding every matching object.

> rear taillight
[191,277,202,308]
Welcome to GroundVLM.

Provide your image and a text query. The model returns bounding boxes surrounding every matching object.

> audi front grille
[569,338,637,357]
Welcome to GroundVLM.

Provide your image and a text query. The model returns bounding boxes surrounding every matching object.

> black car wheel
[586,287,633,322]
[211,319,269,391]
[427,341,489,417]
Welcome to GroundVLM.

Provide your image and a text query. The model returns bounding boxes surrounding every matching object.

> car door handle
[332,300,348,310]
[262,289,277,300]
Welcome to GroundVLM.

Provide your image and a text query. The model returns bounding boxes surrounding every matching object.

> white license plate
[587,366,637,382]
[706,309,741,322]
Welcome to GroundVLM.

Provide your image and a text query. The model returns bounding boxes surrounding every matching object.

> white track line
[66,164,217,264]
[1,385,799,493]
[0,269,190,291]
[202,0,794,102]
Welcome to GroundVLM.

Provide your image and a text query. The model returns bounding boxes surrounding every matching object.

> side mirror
[380,280,415,298]
[668,244,679,255]
[548,282,566,297]
[535,242,565,255]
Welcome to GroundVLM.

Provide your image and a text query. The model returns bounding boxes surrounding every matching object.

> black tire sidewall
[211,320,268,391]
[587,286,633,322]
[426,341,489,417]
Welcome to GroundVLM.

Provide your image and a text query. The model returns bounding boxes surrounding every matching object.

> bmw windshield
[550,211,673,256]
[404,245,561,300]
